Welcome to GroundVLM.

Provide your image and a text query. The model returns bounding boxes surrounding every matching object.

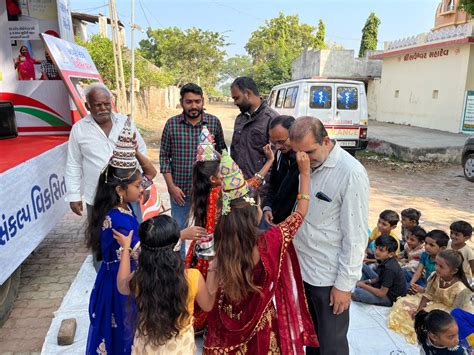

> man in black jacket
[230,77,279,199]
[262,115,299,225]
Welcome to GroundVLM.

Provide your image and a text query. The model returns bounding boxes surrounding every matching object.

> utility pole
[130,0,135,118]
[108,0,127,113]
[129,0,144,120]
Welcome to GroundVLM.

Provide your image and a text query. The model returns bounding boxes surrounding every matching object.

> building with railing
[370,0,473,133]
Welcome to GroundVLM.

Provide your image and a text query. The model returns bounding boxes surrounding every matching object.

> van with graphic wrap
[268,79,368,153]
[0,0,76,327]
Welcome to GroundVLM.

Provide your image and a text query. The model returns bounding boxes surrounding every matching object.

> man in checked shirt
[159,83,226,258]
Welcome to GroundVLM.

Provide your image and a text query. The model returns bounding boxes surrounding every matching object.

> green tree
[459,0,474,15]
[245,12,326,93]
[220,55,253,81]
[315,19,326,49]
[139,27,227,92]
[358,12,381,57]
[76,35,173,90]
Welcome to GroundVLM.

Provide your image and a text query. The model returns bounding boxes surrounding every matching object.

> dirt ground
[138,102,474,232]
[0,102,472,353]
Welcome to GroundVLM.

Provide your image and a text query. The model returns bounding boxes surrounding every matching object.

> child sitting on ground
[366,210,400,264]
[400,208,422,247]
[353,234,407,307]
[400,226,426,273]
[415,309,469,354]
[389,249,474,344]
[408,229,450,294]
[448,221,474,282]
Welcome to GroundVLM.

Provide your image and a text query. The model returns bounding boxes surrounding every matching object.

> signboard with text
[41,33,103,119]
[0,144,69,285]
[462,90,474,132]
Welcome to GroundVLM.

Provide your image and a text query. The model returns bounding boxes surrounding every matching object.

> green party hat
[220,150,249,215]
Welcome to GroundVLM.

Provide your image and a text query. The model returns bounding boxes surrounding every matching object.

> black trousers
[304,282,350,355]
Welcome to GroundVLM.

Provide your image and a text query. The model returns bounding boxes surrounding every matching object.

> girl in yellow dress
[388,249,474,343]
[114,215,217,354]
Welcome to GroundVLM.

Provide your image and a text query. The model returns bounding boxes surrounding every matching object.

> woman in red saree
[15,46,40,80]
[185,144,274,330]
[203,151,318,354]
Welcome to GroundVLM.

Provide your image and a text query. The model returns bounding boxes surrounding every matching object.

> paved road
[0,103,472,353]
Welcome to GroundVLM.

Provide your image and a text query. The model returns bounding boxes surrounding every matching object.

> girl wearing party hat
[203,150,319,354]
[185,125,274,331]
[85,118,156,355]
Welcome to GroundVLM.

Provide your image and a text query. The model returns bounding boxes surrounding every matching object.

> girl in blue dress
[85,118,156,355]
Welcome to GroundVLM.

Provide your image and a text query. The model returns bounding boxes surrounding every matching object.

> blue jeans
[352,264,392,307]
[170,195,191,259]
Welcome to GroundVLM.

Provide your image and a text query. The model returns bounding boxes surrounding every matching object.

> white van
[268,79,368,152]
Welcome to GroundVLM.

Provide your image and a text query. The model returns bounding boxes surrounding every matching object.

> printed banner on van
[41,33,103,118]
[0,143,69,285]
[462,90,474,132]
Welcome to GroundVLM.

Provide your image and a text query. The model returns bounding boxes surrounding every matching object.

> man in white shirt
[65,83,146,222]
[290,116,369,355]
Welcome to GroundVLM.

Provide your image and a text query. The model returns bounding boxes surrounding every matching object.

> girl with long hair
[185,127,274,330]
[114,215,217,354]
[203,151,318,354]
[389,249,474,344]
[85,119,156,355]
[85,165,144,355]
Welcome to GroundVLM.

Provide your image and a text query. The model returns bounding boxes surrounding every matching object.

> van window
[337,87,358,110]
[283,86,298,108]
[268,90,276,107]
[275,88,286,108]
[310,86,332,109]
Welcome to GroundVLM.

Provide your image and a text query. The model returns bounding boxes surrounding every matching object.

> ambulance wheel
[0,266,21,327]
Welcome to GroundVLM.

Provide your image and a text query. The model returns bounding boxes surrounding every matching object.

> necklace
[117,206,133,216]
[439,277,456,288]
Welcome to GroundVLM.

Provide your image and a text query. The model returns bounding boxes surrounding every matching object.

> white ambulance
[268,79,368,153]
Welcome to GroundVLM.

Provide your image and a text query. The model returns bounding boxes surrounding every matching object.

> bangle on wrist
[119,246,132,254]
[255,172,264,181]
[297,193,310,201]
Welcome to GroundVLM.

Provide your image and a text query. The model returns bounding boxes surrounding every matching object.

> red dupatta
[185,186,219,328]
[262,212,319,354]
[204,212,318,354]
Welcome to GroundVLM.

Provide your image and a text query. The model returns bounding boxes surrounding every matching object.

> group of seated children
[352,208,474,351]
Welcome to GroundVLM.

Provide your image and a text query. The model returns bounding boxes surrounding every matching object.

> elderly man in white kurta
[65,83,146,269]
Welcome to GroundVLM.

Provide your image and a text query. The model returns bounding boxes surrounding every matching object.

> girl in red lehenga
[203,150,318,354]
[185,126,274,330]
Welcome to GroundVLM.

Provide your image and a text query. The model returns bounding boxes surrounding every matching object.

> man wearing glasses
[262,115,299,226]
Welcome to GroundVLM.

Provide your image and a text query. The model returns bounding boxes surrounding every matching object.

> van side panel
[270,79,368,151]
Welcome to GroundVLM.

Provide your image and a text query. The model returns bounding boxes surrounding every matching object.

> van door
[307,83,335,123]
[279,85,299,116]
[334,83,360,126]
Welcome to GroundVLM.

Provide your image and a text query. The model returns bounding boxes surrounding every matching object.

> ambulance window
[337,87,358,110]
[275,88,286,108]
[309,86,332,109]
[283,86,298,108]
[268,90,276,107]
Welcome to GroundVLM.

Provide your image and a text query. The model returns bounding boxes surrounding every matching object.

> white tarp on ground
[42,256,420,355]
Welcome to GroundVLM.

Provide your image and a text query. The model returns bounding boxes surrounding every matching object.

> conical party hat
[110,117,138,169]
[220,150,249,215]
[196,126,218,161]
